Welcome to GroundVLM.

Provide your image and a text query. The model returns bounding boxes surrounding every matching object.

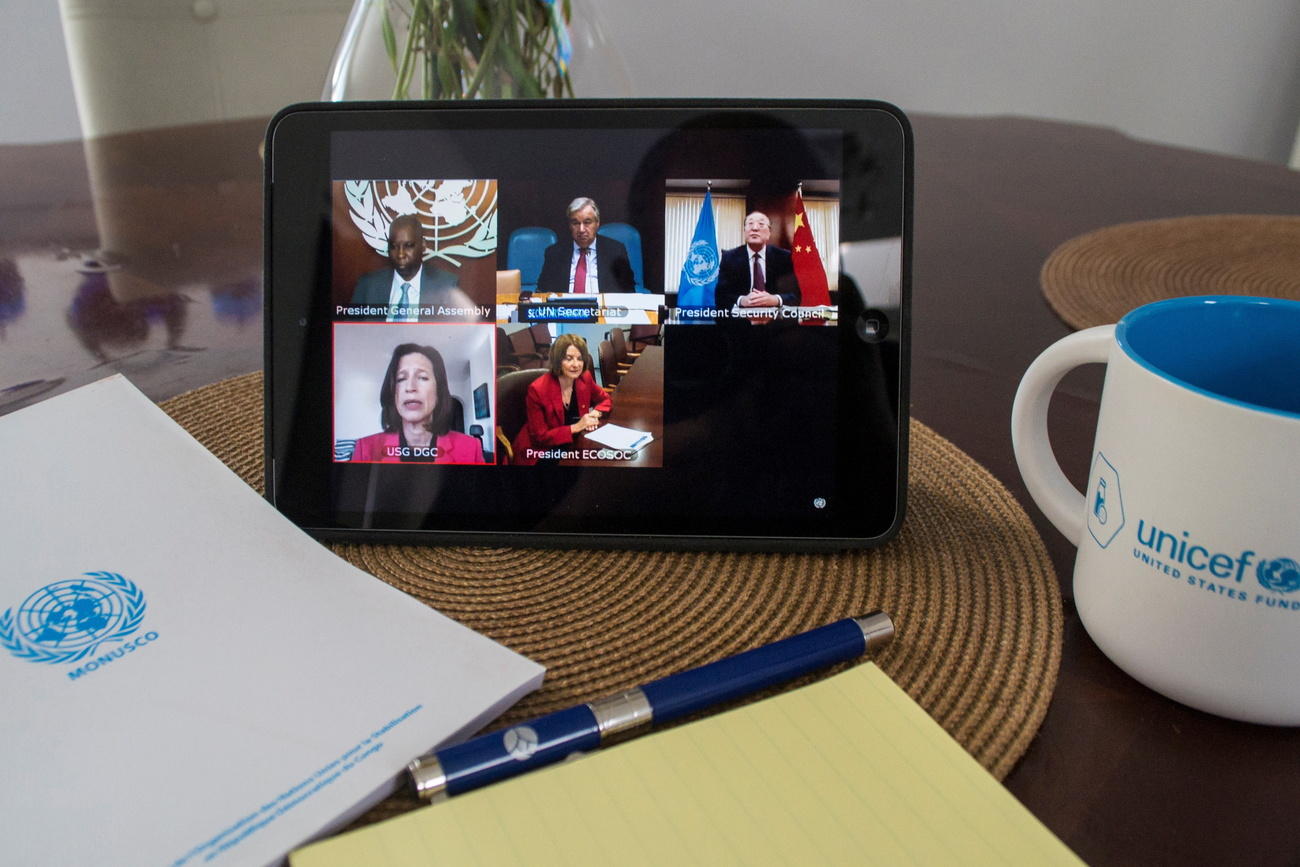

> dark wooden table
[566,344,664,467]
[3,113,1298,865]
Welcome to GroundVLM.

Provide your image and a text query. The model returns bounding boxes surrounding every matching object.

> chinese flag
[790,188,831,307]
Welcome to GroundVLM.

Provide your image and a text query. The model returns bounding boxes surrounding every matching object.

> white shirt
[387,268,422,322]
[568,242,600,294]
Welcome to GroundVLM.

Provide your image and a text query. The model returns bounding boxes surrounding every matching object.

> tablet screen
[266,100,910,547]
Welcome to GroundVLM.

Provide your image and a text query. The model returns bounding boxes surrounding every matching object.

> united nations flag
[677,189,720,308]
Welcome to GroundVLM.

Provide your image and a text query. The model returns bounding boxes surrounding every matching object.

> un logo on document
[0,572,146,665]
[1257,558,1300,594]
[1086,453,1125,549]
[683,240,720,286]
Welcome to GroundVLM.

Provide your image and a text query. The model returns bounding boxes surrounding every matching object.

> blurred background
[3,0,1298,166]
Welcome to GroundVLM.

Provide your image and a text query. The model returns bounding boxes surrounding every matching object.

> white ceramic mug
[1012,295,1300,724]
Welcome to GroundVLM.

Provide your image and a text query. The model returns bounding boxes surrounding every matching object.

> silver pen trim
[587,687,653,740]
[408,755,449,802]
[853,610,896,654]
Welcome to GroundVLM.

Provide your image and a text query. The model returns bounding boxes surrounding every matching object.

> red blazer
[511,371,613,465]
[351,430,485,464]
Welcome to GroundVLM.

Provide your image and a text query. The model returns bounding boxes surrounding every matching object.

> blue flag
[676,190,719,308]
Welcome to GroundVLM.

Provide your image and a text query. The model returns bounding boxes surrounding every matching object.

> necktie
[752,252,765,293]
[574,247,589,293]
[394,282,412,322]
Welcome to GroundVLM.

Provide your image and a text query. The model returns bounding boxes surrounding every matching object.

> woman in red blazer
[511,333,613,465]
[351,343,485,464]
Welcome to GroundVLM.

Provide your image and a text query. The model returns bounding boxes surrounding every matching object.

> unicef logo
[683,240,720,287]
[1257,558,1300,594]
[1086,453,1125,549]
[1,572,146,665]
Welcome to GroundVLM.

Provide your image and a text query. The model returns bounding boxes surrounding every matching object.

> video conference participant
[511,333,613,465]
[535,198,636,295]
[715,211,801,310]
[350,215,471,321]
[351,343,484,463]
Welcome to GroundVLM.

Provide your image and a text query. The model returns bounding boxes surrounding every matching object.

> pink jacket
[350,430,485,464]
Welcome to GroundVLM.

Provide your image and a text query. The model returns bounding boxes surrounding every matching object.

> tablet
[265,99,910,549]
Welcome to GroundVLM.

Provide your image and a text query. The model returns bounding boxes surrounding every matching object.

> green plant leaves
[384,0,574,99]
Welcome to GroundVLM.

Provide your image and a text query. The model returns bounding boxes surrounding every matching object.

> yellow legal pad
[292,663,1080,865]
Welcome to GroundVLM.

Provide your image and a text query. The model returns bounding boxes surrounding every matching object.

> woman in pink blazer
[351,343,484,464]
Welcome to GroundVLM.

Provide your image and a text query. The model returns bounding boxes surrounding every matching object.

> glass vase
[322,0,631,101]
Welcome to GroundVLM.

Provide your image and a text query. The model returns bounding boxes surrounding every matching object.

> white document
[0,376,544,866]
[598,292,659,324]
[541,293,599,302]
[585,423,654,452]
[599,292,661,312]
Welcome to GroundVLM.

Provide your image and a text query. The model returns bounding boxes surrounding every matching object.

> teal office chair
[597,222,646,293]
[507,227,557,294]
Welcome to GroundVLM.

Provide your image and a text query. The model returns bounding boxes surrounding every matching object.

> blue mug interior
[1117,296,1300,418]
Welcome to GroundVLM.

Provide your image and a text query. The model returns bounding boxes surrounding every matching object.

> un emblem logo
[1257,558,1300,594]
[503,725,540,761]
[683,240,720,287]
[344,179,498,265]
[1,572,146,665]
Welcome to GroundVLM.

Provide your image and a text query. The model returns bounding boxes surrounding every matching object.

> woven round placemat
[1041,214,1300,330]
[161,371,1061,825]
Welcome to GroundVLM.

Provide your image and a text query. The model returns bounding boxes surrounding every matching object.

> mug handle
[1010,325,1113,545]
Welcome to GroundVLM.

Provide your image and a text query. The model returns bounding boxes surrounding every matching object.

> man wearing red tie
[714,211,801,310]
[536,197,636,295]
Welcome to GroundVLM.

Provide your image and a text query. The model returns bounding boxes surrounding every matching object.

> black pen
[409,610,894,800]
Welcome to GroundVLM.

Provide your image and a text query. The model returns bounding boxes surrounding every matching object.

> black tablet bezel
[264,99,911,550]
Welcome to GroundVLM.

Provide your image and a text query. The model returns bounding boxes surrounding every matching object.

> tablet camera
[855,309,890,343]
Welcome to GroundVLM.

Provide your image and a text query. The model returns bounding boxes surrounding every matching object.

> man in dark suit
[535,197,636,295]
[714,211,800,310]
[350,214,471,321]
